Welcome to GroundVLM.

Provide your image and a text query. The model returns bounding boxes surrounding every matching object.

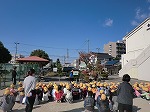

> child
[64,85,73,103]
[0,88,11,112]
[55,85,64,102]
[81,85,88,100]
[42,87,49,102]
[17,87,25,103]
[96,93,110,112]
[84,91,94,112]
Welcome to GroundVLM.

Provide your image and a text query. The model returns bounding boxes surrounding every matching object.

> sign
[53,68,57,72]
[147,23,150,31]
[73,71,79,75]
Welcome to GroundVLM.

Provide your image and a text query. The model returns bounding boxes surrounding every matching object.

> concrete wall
[120,18,150,81]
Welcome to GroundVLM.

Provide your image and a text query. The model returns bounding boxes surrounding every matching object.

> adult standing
[117,74,135,112]
[69,70,74,83]
[12,66,17,85]
[23,68,36,112]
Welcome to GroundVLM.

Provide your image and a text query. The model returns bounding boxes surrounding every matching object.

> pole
[96,48,100,53]
[87,40,89,53]
[14,42,19,62]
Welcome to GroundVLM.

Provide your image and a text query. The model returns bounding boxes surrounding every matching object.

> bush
[100,73,108,78]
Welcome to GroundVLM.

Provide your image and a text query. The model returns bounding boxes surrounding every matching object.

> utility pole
[66,49,69,63]
[14,42,19,61]
[87,40,89,53]
[96,48,100,53]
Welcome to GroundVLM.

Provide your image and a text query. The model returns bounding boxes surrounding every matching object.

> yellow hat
[136,87,140,91]
[35,86,39,90]
[74,83,77,87]
[4,89,10,95]
[10,84,14,88]
[92,84,95,88]
[71,81,75,84]
[101,94,106,100]
[88,87,92,91]
[66,85,70,90]
[99,90,104,94]
[20,92,25,96]
[99,83,104,87]
[18,82,22,85]
[44,87,48,92]
[39,82,42,87]
[18,87,23,92]
[111,89,115,93]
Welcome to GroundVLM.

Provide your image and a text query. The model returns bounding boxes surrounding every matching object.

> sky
[0,0,150,63]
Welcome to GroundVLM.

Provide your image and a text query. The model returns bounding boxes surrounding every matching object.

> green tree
[56,58,62,74]
[30,49,50,61]
[0,41,11,63]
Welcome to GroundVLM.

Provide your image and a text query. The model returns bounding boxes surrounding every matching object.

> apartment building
[104,41,126,59]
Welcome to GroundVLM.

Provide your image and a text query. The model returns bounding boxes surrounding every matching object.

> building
[119,17,150,81]
[79,52,113,70]
[104,41,126,59]
[9,54,25,64]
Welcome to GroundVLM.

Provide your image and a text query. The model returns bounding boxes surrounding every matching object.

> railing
[119,44,150,77]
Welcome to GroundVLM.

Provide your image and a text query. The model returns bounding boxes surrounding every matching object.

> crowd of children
[0,80,149,112]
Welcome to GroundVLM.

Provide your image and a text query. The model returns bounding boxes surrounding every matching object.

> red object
[55,90,63,101]
[16,56,49,62]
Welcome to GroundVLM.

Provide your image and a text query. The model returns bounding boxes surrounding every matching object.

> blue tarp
[105,60,119,65]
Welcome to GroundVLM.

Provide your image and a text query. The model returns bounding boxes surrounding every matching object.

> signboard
[73,71,79,75]
[53,68,57,72]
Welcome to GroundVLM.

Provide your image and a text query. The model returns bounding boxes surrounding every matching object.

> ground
[0,75,150,112]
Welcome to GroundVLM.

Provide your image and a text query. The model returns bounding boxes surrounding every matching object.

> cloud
[135,8,148,20]
[103,18,113,27]
[131,20,139,26]
[131,7,150,26]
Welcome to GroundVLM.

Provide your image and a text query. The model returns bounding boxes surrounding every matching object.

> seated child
[84,91,94,112]
[55,85,64,102]
[0,88,11,112]
[17,87,25,103]
[42,87,49,102]
[141,87,150,100]
[96,93,110,112]
[64,85,73,103]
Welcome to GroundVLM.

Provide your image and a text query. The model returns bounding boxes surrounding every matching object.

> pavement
[0,75,150,112]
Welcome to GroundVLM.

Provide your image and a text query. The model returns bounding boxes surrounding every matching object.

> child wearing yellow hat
[0,88,11,112]
[64,85,73,103]
[42,87,49,102]
[96,93,110,112]
[84,91,94,112]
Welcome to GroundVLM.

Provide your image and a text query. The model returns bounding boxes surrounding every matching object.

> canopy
[16,56,49,62]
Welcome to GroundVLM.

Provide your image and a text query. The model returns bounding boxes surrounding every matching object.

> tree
[0,41,11,63]
[56,58,62,74]
[30,49,50,61]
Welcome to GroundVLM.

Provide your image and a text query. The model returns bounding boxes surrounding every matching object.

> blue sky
[0,0,150,62]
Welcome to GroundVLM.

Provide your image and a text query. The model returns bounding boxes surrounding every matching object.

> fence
[0,63,40,89]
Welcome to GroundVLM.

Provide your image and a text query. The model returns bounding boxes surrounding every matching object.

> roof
[123,17,150,40]
[105,60,119,66]
[16,56,49,62]
[91,52,113,59]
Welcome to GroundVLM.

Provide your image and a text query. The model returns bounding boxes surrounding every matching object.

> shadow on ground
[133,105,141,112]
[62,107,98,112]
[13,105,41,112]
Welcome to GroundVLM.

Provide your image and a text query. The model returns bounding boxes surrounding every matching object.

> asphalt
[0,75,150,112]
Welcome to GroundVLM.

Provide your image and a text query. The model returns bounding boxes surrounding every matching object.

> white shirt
[23,75,36,96]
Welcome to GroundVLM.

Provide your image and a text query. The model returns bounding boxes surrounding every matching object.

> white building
[119,17,150,81]
[9,54,24,64]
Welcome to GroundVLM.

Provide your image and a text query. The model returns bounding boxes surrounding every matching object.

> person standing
[69,70,74,83]
[23,68,36,112]
[12,66,17,85]
[117,74,135,112]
